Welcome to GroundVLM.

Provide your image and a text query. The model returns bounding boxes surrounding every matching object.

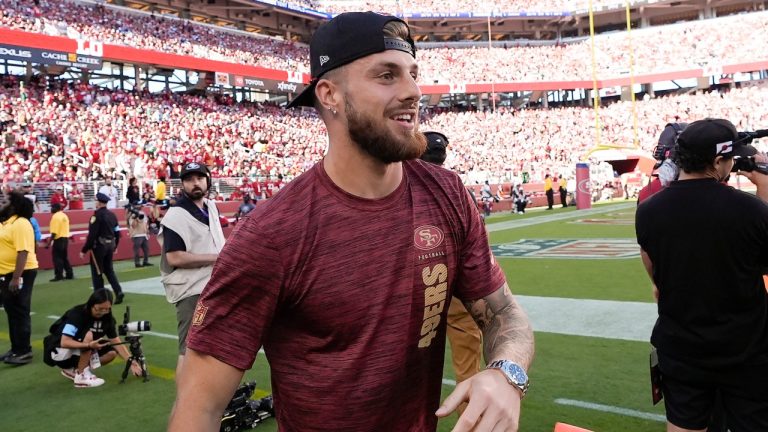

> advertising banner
[0,43,103,70]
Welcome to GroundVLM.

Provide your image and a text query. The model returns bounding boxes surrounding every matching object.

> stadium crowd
[0,75,326,185]
[3,72,768,190]
[3,0,768,83]
[309,0,647,14]
[0,0,310,73]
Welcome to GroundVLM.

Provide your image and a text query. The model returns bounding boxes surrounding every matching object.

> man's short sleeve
[162,227,186,253]
[186,218,284,371]
[49,215,62,239]
[12,219,36,253]
[454,186,507,301]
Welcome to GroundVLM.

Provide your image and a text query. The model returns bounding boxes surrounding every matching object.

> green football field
[0,200,666,432]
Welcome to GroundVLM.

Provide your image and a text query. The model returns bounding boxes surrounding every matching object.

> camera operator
[158,162,225,375]
[43,289,142,388]
[636,118,768,431]
[127,205,151,268]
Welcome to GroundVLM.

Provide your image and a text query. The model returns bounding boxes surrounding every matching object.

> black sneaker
[4,351,33,365]
[65,275,74,280]
[50,277,64,282]
[142,262,154,266]
[0,349,12,362]
[115,293,125,305]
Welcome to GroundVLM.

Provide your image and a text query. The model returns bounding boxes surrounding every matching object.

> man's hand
[129,360,143,376]
[738,153,768,184]
[8,277,20,294]
[436,369,522,431]
[738,153,768,203]
[79,252,86,259]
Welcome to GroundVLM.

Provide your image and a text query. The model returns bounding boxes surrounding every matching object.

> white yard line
[485,202,636,232]
[554,398,666,423]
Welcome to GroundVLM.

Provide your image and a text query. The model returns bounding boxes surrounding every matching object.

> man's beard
[185,188,205,200]
[345,98,426,164]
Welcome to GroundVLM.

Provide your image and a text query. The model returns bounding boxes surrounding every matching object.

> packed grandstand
[1,0,768,202]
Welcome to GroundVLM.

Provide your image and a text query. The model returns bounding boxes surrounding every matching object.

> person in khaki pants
[420,131,483,411]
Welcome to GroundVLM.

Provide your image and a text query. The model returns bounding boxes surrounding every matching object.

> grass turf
[0,203,663,432]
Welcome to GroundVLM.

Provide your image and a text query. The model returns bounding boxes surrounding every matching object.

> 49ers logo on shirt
[192,302,208,326]
[414,225,444,250]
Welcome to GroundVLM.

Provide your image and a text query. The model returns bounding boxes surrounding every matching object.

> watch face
[510,366,528,384]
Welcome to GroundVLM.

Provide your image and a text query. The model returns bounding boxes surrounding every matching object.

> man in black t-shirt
[636,118,768,432]
[45,289,142,388]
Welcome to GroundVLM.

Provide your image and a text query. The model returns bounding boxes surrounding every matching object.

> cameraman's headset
[652,122,687,169]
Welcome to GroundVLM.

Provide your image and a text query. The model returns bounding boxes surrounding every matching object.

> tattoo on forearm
[464,283,534,368]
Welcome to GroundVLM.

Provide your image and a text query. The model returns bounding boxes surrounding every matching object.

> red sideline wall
[33,183,623,270]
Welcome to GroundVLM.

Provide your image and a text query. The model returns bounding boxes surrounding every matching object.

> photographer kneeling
[43,289,143,388]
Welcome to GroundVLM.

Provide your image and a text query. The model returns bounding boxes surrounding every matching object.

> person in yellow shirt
[45,203,73,282]
[154,176,167,220]
[0,191,39,365]
[155,176,167,203]
[558,175,569,208]
[544,174,554,210]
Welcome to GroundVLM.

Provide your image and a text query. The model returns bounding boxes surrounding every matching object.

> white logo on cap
[187,163,201,169]
[319,55,330,66]
[715,141,733,154]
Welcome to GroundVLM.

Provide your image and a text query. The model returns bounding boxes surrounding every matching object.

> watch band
[486,359,529,397]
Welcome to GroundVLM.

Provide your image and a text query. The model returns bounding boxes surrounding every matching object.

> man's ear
[315,77,342,113]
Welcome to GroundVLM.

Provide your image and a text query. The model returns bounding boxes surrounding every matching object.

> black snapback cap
[678,118,757,160]
[287,11,416,108]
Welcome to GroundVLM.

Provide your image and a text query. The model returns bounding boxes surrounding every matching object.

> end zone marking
[492,238,639,259]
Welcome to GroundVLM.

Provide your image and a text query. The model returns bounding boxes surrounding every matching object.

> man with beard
[171,12,533,432]
[158,162,225,375]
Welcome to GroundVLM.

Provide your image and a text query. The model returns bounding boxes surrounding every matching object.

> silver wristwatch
[486,360,529,397]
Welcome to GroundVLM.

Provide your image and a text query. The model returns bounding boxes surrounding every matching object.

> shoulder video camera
[220,381,275,432]
[732,130,768,175]
[125,204,145,220]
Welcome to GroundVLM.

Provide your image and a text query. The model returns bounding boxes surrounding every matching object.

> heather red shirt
[188,159,505,432]
[638,177,664,204]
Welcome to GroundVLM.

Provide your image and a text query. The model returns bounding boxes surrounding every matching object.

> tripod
[115,334,149,383]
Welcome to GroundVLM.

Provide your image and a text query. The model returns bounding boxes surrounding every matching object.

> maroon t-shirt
[188,159,506,432]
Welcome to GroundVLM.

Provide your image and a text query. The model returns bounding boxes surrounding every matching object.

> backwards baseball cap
[420,132,449,166]
[677,118,757,160]
[287,11,416,108]
[180,162,210,179]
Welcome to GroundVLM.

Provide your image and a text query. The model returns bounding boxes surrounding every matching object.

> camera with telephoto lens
[220,381,275,432]
[731,130,768,175]
[118,306,151,336]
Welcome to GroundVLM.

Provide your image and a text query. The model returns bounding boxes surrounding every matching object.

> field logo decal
[492,238,639,259]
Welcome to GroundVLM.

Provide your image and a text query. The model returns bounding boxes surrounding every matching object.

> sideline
[485,202,636,232]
